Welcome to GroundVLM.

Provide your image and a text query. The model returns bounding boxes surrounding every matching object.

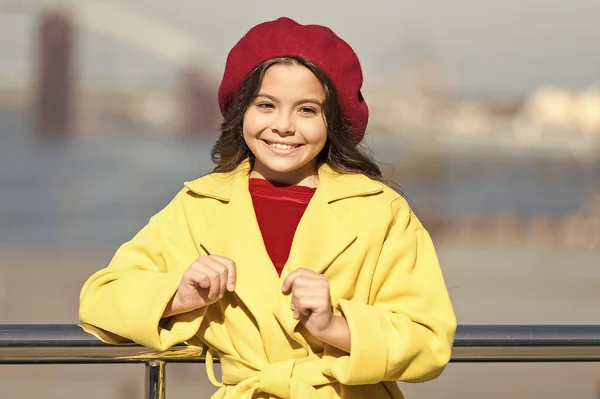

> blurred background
[1,0,599,398]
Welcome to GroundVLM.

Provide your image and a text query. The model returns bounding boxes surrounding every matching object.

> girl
[79,17,456,399]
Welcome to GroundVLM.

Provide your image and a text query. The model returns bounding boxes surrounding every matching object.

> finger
[282,268,311,293]
[294,300,312,317]
[209,272,221,300]
[281,270,299,293]
[193,270,211,289]
[212,256,236,292]
[204,257,229,298]
[298,307,312,317]
[290,276,314,290]
[293,286,328,300]
[294,293,326,315]
[285,269,326,292]
[290,299,310,318]
[200,267,220,300]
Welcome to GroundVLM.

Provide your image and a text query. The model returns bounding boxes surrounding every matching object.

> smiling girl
[79,17,456,399]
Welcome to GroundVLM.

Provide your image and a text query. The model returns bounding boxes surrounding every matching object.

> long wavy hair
[211,56,386,183]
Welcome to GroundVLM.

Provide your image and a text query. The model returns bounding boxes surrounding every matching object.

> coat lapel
[273,188,359,337]
[276,164,384,336]
[284,163,383,276]
[184,161,281,324]
[283,190,356,276]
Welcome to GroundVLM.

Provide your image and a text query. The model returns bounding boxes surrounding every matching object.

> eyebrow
[255,93,323,106]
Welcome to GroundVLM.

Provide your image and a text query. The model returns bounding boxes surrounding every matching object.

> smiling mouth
[262,140,302,151]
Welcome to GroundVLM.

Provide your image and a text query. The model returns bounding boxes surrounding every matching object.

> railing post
[145,360,166,399]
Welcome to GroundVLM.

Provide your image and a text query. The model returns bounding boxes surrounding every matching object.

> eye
[299,107,317,115]
[256,102,274,110]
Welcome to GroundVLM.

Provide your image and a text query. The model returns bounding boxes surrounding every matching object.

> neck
[250,164,319,188]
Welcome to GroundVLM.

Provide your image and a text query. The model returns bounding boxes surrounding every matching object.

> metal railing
[1,324,600,398]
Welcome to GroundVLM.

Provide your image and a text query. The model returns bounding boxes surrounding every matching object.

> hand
[281,268,334,337]
[164,255,236,318]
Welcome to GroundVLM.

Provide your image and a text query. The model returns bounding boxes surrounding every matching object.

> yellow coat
[79,160,456,399]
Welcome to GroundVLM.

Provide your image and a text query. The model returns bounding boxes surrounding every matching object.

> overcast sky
[0,0,599,95]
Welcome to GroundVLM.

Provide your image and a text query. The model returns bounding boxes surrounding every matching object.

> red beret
[218,17,369,142]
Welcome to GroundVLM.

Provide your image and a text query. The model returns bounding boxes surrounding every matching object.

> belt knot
[258,359,295,398]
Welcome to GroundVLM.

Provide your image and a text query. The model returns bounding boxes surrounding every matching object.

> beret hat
[218,17,369,142]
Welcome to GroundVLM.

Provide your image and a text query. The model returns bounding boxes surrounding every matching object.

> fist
[281,268,333,336]
[172,255,236,313]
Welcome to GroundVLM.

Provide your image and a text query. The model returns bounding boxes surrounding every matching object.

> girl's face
[243,63,328,187]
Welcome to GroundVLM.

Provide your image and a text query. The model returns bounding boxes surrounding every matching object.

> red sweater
[249,178,316,276]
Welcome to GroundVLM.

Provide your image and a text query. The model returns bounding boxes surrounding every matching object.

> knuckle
[217,263,228,274]
[205,267,219,277]
[186,269,198,279]
[298,297,309,308]
[195,256,210,264]
[189,261,202,270]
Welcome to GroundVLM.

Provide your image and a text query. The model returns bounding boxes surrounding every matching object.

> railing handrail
[3,324,599,399]
[2,324,600,363]
[3,324,600,346]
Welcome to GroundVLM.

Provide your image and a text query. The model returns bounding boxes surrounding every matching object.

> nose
[271,111,294,136]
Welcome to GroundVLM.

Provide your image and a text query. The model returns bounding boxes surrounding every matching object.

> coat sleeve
[78,191,206,351]
[322,196,457,384]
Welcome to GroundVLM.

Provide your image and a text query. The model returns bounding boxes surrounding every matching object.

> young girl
[79,17,456,399]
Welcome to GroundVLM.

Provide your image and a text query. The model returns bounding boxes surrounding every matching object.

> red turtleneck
[249,178,316,276]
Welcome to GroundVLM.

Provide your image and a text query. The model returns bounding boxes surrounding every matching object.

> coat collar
[183,159,384,203]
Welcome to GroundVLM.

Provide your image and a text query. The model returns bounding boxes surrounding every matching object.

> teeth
[268,142,296,150]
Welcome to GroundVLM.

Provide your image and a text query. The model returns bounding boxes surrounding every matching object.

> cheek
[242,110,266,137]
[300,120,328,145]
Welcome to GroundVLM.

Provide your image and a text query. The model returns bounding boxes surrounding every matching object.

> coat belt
[206,350,335,398]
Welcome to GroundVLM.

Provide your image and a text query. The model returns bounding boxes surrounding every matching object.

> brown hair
[211,56,386,183]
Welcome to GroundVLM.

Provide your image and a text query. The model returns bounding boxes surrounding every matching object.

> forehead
[258,64,325,99]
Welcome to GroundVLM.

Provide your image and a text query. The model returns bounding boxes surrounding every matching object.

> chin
[262,159,304,174]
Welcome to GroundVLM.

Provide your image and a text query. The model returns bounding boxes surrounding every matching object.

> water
[401,155,599,222]
[1,110,598,254]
